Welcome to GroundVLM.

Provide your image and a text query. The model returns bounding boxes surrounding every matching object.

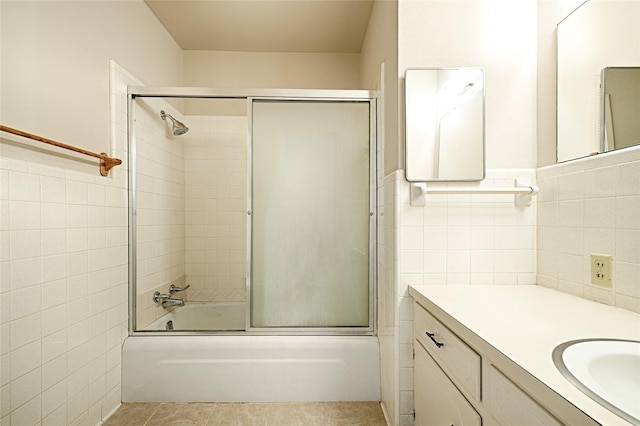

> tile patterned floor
[103,402,388,426]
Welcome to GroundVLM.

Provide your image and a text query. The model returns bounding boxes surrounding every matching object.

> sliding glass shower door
[250,100,373,329]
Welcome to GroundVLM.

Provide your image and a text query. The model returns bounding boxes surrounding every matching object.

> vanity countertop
[408,284,640,426]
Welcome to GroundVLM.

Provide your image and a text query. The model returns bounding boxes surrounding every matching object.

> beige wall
[537,0,590,167]
[0,0,183,158]
[391,2,539,424]
[0,1,183,424]
[360,0,399,176]
[182,50,362,116]
[359,0,400,424]
[184,50,360,89]
[398,0,538,171]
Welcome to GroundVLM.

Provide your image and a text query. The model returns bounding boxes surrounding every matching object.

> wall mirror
[405,67,485,181]
[602,67,640,152]
[557,0,640,163]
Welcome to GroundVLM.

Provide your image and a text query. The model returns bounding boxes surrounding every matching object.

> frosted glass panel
[251,101,371,327]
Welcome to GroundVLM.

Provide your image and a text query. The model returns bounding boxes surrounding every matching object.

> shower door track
[127,87,378,337]
[128,86,374,100]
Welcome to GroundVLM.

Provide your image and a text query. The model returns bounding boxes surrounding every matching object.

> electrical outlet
[590,254,612,287]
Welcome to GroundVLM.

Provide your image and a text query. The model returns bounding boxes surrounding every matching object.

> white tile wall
[0,59,130,425]
[126,97,248,328]
[378,171,400,426]
[131,111,247,310]
[399,169,537,288]
[537,146,640,313]
[382,169,537,426]
[131,95,187,327]
[183,116,247,303]
[136,277,187,330]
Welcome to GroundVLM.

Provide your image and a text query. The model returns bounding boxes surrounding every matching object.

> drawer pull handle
[425,331,444,348]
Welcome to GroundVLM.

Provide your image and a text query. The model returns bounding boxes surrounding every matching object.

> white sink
[553,339,640,425]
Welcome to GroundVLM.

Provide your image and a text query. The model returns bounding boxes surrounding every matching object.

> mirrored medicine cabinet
[557,0,640,163]
[405,67,485,181]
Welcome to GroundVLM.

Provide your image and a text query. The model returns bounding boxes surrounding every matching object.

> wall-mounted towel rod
[0,124,122,176]
[410,179,538,206]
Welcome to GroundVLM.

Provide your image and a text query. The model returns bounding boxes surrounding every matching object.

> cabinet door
[415,342,482,426]
[413,301,481,401]
[488,366,563,426]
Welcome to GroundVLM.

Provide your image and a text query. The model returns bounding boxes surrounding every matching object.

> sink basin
[553,339,640,425]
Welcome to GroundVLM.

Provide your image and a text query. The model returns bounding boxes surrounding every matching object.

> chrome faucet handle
[153,291,169,303]
[153,291,184,308]
[169,284,191,294]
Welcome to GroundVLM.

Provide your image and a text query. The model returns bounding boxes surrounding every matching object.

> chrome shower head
[160,110,189,136]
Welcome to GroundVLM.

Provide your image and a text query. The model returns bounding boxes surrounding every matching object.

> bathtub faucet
[153,291,184,308]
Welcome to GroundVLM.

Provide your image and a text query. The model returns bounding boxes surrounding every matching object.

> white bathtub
[122,335,381,402]
[145,301,245,331]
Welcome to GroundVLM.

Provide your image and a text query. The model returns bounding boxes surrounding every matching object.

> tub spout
[162,298,184,308]
[153,291,184,308]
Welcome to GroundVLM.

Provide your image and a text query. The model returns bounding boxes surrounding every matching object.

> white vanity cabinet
[487,365,563,426]
[414,339,481,426]
[410,291,605,426]
[414,304,481,402]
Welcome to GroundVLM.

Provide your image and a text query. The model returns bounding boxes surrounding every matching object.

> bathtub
[122,335,381,402]
[145,301,245,331]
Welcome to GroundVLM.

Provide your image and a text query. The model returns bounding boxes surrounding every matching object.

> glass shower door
[250,100,372,329]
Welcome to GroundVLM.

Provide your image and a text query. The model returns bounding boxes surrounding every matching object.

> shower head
[160,110,189,136]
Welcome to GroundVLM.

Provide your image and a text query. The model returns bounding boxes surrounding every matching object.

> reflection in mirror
[602,67,640,152]
[557,0,640,163]
[405,68,485,181]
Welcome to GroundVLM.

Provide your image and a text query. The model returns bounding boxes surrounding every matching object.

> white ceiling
[144,0,374,54]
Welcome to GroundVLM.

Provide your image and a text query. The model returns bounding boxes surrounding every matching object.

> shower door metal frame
[246,96,377,335]
[127,87,377,336]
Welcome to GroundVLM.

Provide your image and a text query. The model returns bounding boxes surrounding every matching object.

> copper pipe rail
[0,124,122,176]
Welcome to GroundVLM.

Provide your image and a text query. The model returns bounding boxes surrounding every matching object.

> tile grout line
[205,402,220,425]
[141,402,163,426]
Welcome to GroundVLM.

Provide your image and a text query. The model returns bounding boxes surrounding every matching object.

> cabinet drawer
[488,366,563,426]
[414,341,481,426]
[413,301,481,401]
